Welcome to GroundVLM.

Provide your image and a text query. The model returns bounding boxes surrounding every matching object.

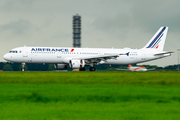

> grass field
[0,71,180,120]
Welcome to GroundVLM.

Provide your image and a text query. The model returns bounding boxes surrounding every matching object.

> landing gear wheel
[89,67,96,71]
[21,63,25,71]
[80,67,86,71]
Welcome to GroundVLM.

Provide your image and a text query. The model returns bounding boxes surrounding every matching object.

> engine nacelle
[54,64,68,69]
[69,59,85,69]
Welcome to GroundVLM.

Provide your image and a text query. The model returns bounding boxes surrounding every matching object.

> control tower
[73,14,81,47]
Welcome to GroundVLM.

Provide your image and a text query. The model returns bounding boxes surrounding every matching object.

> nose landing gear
[21,63,25,71]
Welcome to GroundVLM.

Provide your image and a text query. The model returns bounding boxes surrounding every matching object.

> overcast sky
[0,0,180,67]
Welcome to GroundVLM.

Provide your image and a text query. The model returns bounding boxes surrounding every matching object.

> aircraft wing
[116,68,129,71]
[147,68,155,71]
[72,53,127,65]
[80,54,120,64]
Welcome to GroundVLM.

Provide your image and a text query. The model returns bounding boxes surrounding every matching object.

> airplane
[3,27,173,71]
[116,64,155,71]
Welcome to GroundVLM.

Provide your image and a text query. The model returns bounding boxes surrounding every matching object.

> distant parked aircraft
[116,64,155,71]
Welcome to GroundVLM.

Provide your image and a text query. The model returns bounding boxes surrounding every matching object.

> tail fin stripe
[146,27,166,48]
[151,34,163,48]
[146,33,162,48]
[152,38,162,48]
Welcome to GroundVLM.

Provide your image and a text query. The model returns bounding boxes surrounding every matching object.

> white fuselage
[3,46,170,65]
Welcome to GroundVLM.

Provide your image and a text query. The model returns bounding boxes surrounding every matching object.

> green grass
[0,71,180,120]
[1,71,180,85]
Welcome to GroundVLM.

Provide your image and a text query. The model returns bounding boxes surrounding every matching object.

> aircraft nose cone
[3,54,10,61]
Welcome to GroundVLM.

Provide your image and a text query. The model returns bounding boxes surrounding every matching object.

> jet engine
[69,59,85,69]
[54,64,68,69]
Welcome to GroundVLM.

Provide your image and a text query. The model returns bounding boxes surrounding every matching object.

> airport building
[73,14,81,48]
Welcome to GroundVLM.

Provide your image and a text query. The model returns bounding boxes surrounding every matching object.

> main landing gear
[79,67,96,71]
[89,67,96,71]
[79,67,86,71]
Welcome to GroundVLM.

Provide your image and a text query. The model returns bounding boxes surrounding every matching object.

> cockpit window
[9,51,18,53]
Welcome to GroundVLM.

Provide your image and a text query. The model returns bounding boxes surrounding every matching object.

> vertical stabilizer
[142,27,168,51]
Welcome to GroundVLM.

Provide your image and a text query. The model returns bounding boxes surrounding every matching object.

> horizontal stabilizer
[154,51,173,56]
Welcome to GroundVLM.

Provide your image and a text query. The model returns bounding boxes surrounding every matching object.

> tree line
[0,62,179,71]
[0,62,56,71]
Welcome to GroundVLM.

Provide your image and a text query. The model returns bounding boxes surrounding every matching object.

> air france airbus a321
[3,27,172,71]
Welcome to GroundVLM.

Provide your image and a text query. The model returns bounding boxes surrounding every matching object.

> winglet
[119,52,130,56]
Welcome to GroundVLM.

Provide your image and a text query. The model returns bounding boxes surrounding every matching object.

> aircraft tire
[89,67,96,71]
[80,67,86,71]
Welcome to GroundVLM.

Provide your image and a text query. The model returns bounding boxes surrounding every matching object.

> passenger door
[23,46,28,57]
